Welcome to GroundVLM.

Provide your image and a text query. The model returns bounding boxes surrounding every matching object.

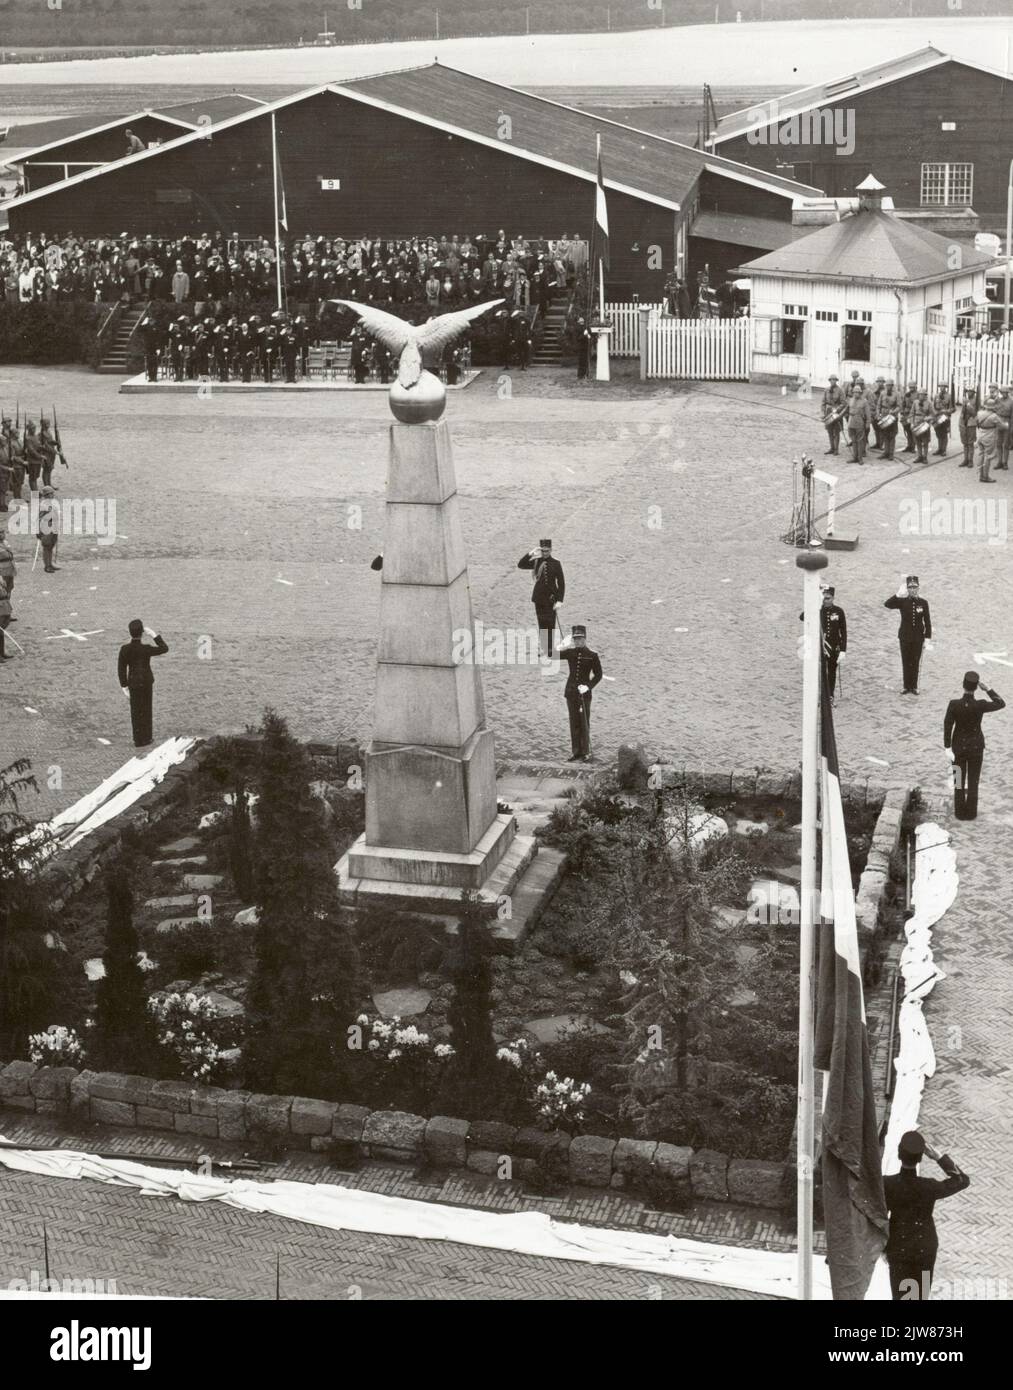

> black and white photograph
[0,0,1009,1350]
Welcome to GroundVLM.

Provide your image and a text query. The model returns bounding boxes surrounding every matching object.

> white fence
[605,302,662,357]
[644,314,750,381]
[898,335,1013,392]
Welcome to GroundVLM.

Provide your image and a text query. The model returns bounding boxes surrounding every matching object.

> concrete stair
[97,306,146,374]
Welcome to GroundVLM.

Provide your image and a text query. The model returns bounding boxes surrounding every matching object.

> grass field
[0,15,1007,93]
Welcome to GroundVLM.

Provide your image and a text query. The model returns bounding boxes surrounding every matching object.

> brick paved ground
[1,359,1010,1298]
[0,1117,779,1300]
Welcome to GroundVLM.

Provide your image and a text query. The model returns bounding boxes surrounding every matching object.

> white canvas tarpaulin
[881,822,956,1175]
[0,1138,833,1299]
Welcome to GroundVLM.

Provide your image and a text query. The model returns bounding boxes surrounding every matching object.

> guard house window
[920,162,973,206]
[780,304,807,356]
[843,309,871,362]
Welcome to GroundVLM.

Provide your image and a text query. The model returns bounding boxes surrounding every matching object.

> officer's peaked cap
[539,539,552,548]
[898,1131,925,1162]
[906,575,919,584]
[963,671,980,690]
[571,625,587,638]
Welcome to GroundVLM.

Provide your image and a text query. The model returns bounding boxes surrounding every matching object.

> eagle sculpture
[329,298,504,388]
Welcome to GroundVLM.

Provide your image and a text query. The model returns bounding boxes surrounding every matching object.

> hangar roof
[1,62,821,216]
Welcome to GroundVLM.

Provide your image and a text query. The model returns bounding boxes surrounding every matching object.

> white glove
[838,651,846,664]
[924,641,934,653]
[945,749,955,763]
[577,684,589,694]
[121,687,130,699]
[552,601,562,610]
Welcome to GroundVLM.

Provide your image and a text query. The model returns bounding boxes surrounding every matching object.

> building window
[846,309,872,323]
[843,324,871,361]
[815,309,838,322]
[920,162,973,206]
[778,305,807,356]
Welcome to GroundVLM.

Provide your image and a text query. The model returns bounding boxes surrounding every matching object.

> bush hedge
[0,301,107,366]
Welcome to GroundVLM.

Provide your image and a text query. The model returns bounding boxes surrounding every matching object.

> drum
[914,420,931,438]
[879,413,896,429]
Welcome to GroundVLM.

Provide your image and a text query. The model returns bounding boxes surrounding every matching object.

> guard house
[738,176,996,386]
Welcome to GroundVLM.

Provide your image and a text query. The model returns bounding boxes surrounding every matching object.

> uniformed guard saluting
[557,624,603,763]
[943,670,1005,820]
[117,618,170,748]
[518,538,565,657]
[884,575,932,695]
[884,1130,970,1301]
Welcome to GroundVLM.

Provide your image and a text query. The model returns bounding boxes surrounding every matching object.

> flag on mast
[815,665,889,1300]
[271,113,288,233]
[595,134,609,270]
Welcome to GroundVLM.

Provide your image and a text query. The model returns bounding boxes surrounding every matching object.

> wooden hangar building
[708,45,1013,234]
[2,62,820,300]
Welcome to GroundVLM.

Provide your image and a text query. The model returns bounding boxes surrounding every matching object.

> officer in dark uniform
[117,618,170,747]
[511,309,531,370]
[799,584,847,698]
[280,326,298,383]
[518,539,565,656]
[943,670,1005,820]
[957,387,978,467]
[350,328,368,384]
[885,575,932,695]
[884,1130,970,1301]
[444,344,462,385]
[558,625,603,762]
[140,313,161,382]
[293,316,311,377]
[820,374,845,455]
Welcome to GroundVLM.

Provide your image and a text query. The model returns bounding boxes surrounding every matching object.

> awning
[690,211,794,252]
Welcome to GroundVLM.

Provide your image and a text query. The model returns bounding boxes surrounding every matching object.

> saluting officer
[518,539,565,656]
[885,574,932,695]
[117,618,170,748]
[140,313,161,382]
[821,374,845,455]
[558,624,603,763]
[799,584,847,698]
[943,670,1005,820]
[884,1130,970,1301]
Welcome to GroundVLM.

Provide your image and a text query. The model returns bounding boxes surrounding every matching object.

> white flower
[388,1048,402,1059]
[356,1014,370,1026]
[434,1044,454,1058]
[368,1039,380,1051]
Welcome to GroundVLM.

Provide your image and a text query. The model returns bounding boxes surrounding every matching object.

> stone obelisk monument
[335,300,532,912]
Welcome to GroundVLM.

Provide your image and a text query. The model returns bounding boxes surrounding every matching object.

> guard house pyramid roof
[738,176,997,288]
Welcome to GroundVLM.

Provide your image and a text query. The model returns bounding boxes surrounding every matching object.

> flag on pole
[271,114,288,233]
[815,666,889,1300]
[595,135,609,271]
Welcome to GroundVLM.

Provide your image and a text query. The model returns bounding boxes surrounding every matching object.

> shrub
[0,301,105,365]
[28,1024,85,1067]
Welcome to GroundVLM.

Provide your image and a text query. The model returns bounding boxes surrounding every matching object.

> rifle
[52,402,68,468]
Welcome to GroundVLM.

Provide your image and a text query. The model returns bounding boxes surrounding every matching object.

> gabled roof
[738,204,996,287]
[711,45,1010,145]
[155,93,273,125]
[1,62,821,217]
[9,109,196,166]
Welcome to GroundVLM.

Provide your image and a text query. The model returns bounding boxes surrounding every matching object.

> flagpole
[796,547,828,1301]
[271,112,283,314]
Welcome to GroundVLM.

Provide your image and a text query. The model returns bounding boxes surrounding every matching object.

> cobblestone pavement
[1,360,1010,1298]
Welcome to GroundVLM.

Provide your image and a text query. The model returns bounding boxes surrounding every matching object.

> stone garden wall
[0,1063,791,1210]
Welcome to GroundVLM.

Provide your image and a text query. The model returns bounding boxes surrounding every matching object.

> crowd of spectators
[0,228,589,316]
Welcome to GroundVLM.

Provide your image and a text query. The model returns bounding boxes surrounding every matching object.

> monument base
[336,814,537,917]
